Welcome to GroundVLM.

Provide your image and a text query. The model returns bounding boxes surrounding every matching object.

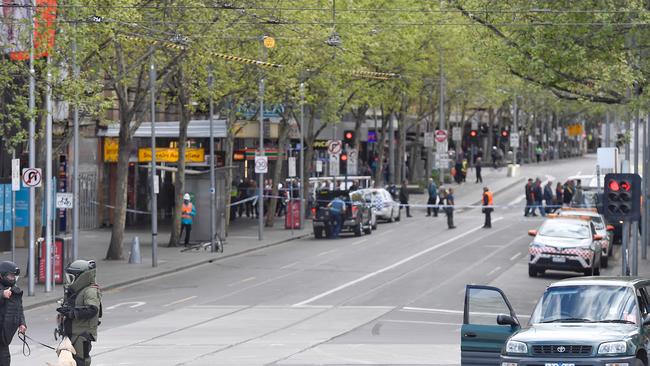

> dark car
[461,277,650,366]
[312,189,373,238]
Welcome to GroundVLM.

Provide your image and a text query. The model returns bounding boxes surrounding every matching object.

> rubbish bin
[285,200,301,229]
[37,237,65,284]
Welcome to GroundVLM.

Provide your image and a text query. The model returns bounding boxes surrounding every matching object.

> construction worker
[482,187,494,228]
[180,193,196,247]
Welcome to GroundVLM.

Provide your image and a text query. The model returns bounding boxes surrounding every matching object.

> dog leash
[18,333,57,357]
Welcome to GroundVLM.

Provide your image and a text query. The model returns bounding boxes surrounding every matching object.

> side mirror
[497,314,519,327]
[528,229,538,237]
[593,234,603,241]
[606,225,615,232]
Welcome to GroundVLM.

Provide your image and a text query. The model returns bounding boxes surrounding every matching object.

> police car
[357,188,401,223]
[527,216,604,277]
[556,208,615,268]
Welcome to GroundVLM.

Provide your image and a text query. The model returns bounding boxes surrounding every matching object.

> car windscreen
[530,285,638,325]
[561,213,605,230]
[538,221,591,239]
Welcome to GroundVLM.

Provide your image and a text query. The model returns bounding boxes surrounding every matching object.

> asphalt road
[11,155,622,366]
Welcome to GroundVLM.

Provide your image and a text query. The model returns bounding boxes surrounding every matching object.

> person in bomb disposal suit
[56,260,102,366]
[0,261,26,366]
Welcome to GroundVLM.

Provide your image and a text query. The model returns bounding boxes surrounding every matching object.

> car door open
[461,285,520,366]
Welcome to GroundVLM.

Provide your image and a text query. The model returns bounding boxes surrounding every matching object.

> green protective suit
[64,268,102,366]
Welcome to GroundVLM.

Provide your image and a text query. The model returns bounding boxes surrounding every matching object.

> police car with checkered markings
[557,208,615,268]
[527,216,604,277]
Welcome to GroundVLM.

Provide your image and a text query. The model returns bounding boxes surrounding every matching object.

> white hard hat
[183,193,191,200]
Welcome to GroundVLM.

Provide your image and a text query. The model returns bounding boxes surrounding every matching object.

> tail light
[352,206,359,217]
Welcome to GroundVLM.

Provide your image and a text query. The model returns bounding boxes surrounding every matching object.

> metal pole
[513,95,518,165]
[45,57,53,292]
[208,71,216,252]
[439,50,445,183]
[149,51,158,267]
[258,43,266,241]
[643,113,649,260]
[11,151,15,264]
[389,113,395,185]
[622,222,630,276]
[299,82,305,229]
[27,0,35,295]
[605,111,611,148]
[632,110,640,274]
[71,24,80,260]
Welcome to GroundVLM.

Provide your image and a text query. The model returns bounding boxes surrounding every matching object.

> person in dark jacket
[532,178,545,217]
[0,261,26,366]
[524,178,534,216]
[563,180,575,206]
[445,188,456,229]
[555,182,564,210]
[426,178,438,217]
[475,157,483,183]
[399,180,412,217]
[543,181,554,213]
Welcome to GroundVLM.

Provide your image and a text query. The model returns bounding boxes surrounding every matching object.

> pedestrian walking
[475,157,483,183]
[532,178,545,217]
[543,181,554,214]
[180,193,196,246]
[237,179,248,218]
[555,182,564,210]
[426,178,438,217]
[328,196,346,238]
[0,261,26,366]
[563,180,575,206]
[524,178,534,216]
[444,188,456,229]
[399,180,412,217]
[57,260,102,366]
[535,145,543,163]
[482,187,493,228]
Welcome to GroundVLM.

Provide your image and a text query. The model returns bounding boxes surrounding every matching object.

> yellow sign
[138,148,205,163]
[263,36,276,49]
[567,124,584,137]
[104,138,119,162]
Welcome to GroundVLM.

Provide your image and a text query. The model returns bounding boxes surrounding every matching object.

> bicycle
[181,232,224,253]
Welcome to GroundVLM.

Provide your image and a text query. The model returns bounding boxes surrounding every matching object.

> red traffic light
[501,130,509,137]
[620,180,631,192]
[470,130,478,137]
[344,132,353,140]
[340,154,348,161]
[608,180,620,192]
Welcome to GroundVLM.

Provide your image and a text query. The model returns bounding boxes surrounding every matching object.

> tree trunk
[265,118,289,227]
[224,103,237,233]
[168,69,191,247]
[374,106,389,187]
[106,119,132,260]
[302,108,316,213]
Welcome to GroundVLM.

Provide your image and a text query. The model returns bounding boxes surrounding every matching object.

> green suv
[461,277,650,366]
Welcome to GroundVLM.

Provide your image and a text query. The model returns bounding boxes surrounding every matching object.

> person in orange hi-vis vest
[482,187,494,228]
[180,193,196,246]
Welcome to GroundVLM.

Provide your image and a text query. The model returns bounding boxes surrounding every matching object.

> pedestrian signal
[603,173,641,221]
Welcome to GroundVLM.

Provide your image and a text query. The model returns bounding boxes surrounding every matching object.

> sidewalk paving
[0,217,311,309]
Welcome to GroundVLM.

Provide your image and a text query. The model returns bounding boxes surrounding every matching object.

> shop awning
[98,119,228,138]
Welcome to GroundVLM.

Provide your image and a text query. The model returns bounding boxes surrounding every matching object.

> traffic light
[339,153,348,175]
[603,173,641,221]
[501,129,509,138]
[469,130,478,138]
[343,130,354,145]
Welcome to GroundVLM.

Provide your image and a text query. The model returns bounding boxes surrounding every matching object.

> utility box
[184,171,227,242]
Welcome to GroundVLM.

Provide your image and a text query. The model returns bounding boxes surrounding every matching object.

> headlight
[598,341,627,355]
[506,340,528,354]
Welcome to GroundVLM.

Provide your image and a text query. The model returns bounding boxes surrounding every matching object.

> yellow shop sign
[138,148,205,163]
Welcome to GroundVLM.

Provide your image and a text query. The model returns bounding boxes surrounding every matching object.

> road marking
[281,261,300,269]
[163,296,197,307]
[375,228,395,237]
[351,238,368,246]
[486,266,502,276]
[402,306,530,319]
[292,217,504,307]
[510,252,522,261]
[318,249,338,256]
[228,276,256,287]
[105,301,146,310]
[381,319,460,327]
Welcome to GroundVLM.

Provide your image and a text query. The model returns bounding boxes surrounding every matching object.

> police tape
[90,201,152,215]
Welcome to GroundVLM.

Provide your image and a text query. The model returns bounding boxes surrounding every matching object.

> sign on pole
[315,160,323,173]
[434,129,447,143]
[254,156,268,174]
[452,127,462,141]
[329,154,339,176]
[11,159,20,191]
[327,140,342,155]
[288,157,297,177]
[436,140,448,155]
[347,149,358,175]
[22,168,42,188]
[510,133,520,148]
[597,147,619,170]
[55,192,74,209]
[424,132,434,148]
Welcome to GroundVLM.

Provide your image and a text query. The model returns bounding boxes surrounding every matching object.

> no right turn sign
[22,168,42,187]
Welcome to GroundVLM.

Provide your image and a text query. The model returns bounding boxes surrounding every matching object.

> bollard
[129,236,142,264]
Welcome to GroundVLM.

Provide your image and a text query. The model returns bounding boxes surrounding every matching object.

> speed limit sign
[255,156,268,174]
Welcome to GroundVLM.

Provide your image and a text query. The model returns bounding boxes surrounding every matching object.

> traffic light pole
[622,222,630,276]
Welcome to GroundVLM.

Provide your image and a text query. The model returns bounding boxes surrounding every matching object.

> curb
[23,232,313,310]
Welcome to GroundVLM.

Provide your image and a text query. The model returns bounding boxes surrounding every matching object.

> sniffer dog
[46,336,76,366]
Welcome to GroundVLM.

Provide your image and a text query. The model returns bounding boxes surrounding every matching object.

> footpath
[1,160,571,309]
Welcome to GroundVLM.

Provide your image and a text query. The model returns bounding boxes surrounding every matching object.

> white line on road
[401,306,530,319]
[318,249,338,256]
[375,228,395,237]
[351,238,368,246]
[292,217,504,307]
[381,319,460,327]
[228,276,256,287]
[281,261,300,269]
[510,252,522,261]
[105,301,146,310]
[486,266,502,276]
[163,296,197,307]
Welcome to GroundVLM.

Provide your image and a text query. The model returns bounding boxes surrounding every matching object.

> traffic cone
[129,236,142,264]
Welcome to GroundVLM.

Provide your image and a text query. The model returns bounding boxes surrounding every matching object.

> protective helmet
[65,259,96,285]
[183,193,191,200]
[0,261,20,287]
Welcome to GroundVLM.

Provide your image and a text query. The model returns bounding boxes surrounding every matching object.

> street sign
[327,140,342,155]
[452,127,461,141]
[254,156,268,174]
[434,129,447,143]
[424,132,434,148]
[11,159,20,191]
[347,149,358,175]
[329,154,339,176]
[436,140,448,155]
[510,133,520,148]
[315,160,323,173]
[597,147,618,170]
[55,192,73,209]
[22,168,42,188]
[288,157,297,177]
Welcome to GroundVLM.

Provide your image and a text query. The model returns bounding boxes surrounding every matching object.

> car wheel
[395,211,401,222]
[602,254,609,268]
[634,358,645,366]
[364,225,372,234]
[528,265,537,277]
[372,221,378,230]
[354,222,363,237]
[325,227,333,238]
[314,227,323,239]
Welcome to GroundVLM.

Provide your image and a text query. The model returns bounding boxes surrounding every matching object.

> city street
[9,155,625,366]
